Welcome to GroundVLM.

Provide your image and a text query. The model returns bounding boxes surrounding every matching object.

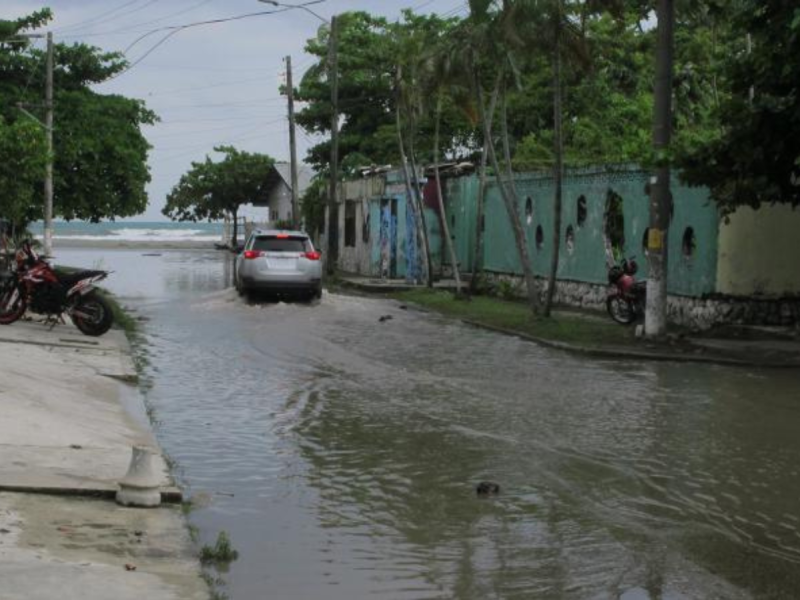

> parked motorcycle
[0,240,114,336]
[606,256,646,325]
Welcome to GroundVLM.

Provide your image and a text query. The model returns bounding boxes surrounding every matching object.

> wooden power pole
[326,15,339,276]
[285,55,300,230]
[44,31,54,257]
[645,0,675,337]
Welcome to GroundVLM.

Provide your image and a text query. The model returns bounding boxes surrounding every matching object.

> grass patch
[200,531,239,565]
[98,290,138,337]
[390,289,637,347]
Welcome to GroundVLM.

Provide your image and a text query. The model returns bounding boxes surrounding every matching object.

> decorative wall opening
[577,195,587,227]
[565,225,575,254]
[344,201,356,247]
[682,227,697,257]
[604,190,625,258]
[535,225,544,250]
[525,197,533,225]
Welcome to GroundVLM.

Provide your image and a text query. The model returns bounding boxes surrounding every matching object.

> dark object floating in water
[379,315,393,322]
[476,481,500,497]
[398,305,408,310]
[141,253,162,257]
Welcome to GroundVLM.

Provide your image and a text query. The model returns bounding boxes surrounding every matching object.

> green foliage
[199,531,239,565]
[680,1,800,213]
[295,11,471,172]
[0,116,47,228]
[0,10,155,225]
[163,146,275,222]
[300,176,328,237]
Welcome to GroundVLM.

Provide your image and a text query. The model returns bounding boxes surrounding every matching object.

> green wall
[446,168,719,296]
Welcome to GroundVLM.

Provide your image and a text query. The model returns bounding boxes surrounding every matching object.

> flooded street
[59,248,800,599]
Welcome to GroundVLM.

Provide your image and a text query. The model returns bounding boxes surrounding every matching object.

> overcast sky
[7,0,468,220]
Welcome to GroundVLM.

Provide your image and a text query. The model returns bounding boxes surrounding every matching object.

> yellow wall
[717,204,800,296]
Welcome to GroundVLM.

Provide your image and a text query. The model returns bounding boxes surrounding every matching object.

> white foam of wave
[39,228,220,242]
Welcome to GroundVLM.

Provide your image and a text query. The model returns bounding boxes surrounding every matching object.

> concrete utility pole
[44,31,54,257]
[285,56,301,230]
[326,15,339,276]
[645,0,674,338]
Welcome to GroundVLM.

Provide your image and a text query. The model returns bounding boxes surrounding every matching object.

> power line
[142,76,268,98]
[100,1,326,82]
[52,0,143,33]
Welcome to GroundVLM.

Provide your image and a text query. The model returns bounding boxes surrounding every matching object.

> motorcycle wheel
[71,292,114,336]
[607,295,636,325]
[0,282,26,325]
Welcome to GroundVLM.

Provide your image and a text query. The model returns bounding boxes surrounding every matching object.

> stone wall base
[479,271,800,330]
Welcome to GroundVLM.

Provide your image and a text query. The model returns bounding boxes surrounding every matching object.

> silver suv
[235,230,323,299]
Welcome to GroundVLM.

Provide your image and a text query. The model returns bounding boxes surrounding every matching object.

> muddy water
[58,249,800,599]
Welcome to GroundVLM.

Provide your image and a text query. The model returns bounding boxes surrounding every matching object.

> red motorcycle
[0,240,114,336]
[606,257,647,325]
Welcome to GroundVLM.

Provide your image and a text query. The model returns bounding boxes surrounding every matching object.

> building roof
[273,162,314,196]
[250,163,315,208]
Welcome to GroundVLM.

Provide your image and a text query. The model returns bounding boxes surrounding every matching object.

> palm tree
[394,28,433,287]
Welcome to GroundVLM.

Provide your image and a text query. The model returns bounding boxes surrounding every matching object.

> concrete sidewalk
[0,320,206,600]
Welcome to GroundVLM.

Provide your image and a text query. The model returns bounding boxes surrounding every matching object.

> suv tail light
[303,251,321,261]
[243,250,264,260]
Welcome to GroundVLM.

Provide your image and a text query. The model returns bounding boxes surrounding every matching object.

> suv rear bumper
[241,277,321,292]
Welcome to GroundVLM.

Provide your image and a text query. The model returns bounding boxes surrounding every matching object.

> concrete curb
[0,483,183,503]
[458,318,800,368]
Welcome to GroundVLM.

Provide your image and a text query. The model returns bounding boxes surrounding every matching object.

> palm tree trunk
[477,78,540,314]
[544,9,564,317]
[501,81,514,183]
[434,91,463,294]
[408,131,434,288]
[396,104,426,284]
[469,71,501,296]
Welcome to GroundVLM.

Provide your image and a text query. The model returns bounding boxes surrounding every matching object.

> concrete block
[116,446,162,508]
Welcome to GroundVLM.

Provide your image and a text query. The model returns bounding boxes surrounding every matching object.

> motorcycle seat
[57,270,107,287]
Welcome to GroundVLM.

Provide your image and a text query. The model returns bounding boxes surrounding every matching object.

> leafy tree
[0,10,156,224]
[163,146,275,247]
[0,117,47,231]
[680,0,800,213]
[295,11,473,172]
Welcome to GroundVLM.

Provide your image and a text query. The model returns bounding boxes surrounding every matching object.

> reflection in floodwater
[56,248,800,600]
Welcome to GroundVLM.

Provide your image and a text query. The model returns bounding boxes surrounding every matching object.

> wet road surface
[56,249,800,599]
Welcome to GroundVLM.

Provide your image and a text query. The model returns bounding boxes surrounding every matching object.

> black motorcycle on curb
[0,240,114,336]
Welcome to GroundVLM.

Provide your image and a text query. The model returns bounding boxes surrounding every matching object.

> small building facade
[328,166,800,328]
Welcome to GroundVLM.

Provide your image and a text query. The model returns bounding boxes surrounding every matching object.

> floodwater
[57,248,800,599]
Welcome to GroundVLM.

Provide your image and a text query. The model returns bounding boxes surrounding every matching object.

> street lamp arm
[258,0,329,24]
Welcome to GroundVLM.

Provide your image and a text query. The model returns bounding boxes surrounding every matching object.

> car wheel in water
[71,292,114,336]
[607,295,636,325]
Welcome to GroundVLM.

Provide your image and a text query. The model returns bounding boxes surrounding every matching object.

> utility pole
[645,0,674,338]
[44,31,54,257]
[326,15,339,276]
[285,56,301,230]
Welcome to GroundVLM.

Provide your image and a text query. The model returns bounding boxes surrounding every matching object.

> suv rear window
[251,236,311,253]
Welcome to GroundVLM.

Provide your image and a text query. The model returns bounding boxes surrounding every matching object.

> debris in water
[69,444,82,450]
[476,481,500,497]
[379,315,393,323]
[124,563,137,571]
